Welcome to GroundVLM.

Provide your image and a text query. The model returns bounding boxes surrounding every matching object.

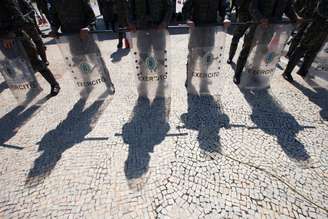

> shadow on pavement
[110,48,130,63]
[180,94,230,153]
[241,89,310,161]
[25,93,111,187]
[122,97,170,186]
[0,81,8,93]
[0,95,51,150]
[292,80,328,121]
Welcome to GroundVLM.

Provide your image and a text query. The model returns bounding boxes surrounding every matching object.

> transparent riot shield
[0,39,42,105]
[240,24,293,89]
[308,41,328,88]
[187,26,226,95]
[131,29,170,99]
[56,34,115,100]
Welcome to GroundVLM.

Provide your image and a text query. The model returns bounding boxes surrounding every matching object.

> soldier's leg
[228,24,250,63]
[91,40,115,93]
[136,31,151,96]
[21,32,60,96]
[24,25,48,64]
[117,32,123,48]
[153,30,167,97]
[234,26,256,84]
[252,28,275,69]
[286,23,308,58]
[283,20,324,81]
[298,32,328,76]
[186,29,201,89]
[199,28,215,93]
[282,46,305,82]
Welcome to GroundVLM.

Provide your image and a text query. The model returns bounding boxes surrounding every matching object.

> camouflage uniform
[228,0,251,62]
[234,0,298,84]
[182,0,231,49]
[18,0,48,63]
[115,0,129,27]
[50,0,96,34]
[0,0,59,90]
[182,0,231,25]
[128,0,173,29]
[113,0,129,47]
[283,0,328,79]
[286,0,318,57]
[99,0,115,30]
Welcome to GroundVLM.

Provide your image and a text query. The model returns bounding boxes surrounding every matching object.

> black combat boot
[227,43,238,64]
[39,68,60,96]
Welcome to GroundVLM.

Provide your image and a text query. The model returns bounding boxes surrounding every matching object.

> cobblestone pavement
[0,31,328,219]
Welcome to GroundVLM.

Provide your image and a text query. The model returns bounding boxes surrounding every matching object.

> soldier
[99,0,116,30]
[227,0,252,64]
[286,0,318,58]
[49,0,115,94]
[282,0,328,82]
[182,0,231,27]
[182,0,231,90]
[233,0,302,85]
[128,0,173,97]
[18,0,49,64]
[113,0,129,48]
[128,0,173,31]
[49,0,96,37]
[101,0,129,48]
[0,0,60,96]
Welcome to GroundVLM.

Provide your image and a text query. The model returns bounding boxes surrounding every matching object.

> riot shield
[240,24,293,89]
[56,34,115,100]
[187,26,226,95]
[308,41,328,88]
[131,29,171,99]
[0,39,42,105]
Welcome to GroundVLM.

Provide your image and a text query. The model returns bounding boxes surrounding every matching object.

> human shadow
[292,80,328,121]
[25,93,110,186]
[241,89,310,161]
[110,48,130,63]
[180,94,230,153]
[0,81,8,93]
[122,97,170,182]
[0,95,50,150]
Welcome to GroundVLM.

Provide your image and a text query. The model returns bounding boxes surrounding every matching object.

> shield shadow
[241,89,310,161]
[122,97,170,187]
[25,92,112,187]
[180,94,230,153]
[0,95,51,150]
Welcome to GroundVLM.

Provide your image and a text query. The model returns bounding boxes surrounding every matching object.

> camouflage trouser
[284,16,328,76]
[228,14,251,60]
[235,25,274,77]
[23,23,47,62]
[229,23,250,60]
[20,32,58,86]
[234,25,256,76]
[286,22,309,57]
